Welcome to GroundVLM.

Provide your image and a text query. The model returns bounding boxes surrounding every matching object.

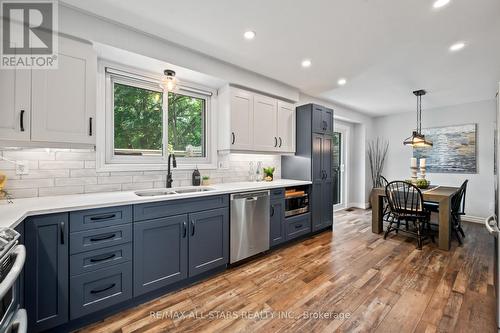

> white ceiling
[61,0,500,116]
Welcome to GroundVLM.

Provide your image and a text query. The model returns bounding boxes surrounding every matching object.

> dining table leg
[438,197,451,251]
[372,192,384,234]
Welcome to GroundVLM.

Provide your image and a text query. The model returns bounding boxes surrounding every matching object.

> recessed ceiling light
[301,59,312,68]
[243,30,256,40]
[433,0,450,8]
[449,42,465,51]
[337,78,347,86]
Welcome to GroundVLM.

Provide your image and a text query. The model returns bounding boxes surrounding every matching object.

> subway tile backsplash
[0,148,281,199]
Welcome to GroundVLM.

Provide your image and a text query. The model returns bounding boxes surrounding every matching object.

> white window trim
[96,61,218,172]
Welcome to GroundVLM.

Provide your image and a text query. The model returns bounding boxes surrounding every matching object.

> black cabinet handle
[191,220,195,236]
[90,253,116,263]
[90,283,116,294]
[60,222,65,244]
[90,233,116,242]
[279,137,282,147]
[270,205,275,217]
[20,110,25,132]
[183,221,187,238]
[90,214,116,221]
[89,117,93,136]
[323,120,327,131]
[274,137,278,147]
[231,132,235,144]
[295,224,303,229]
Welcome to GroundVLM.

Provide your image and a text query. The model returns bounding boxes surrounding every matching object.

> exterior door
[230,88,254,150]
[25,213,69,332]
[188,208,229,277]
[0,66,31,141]
[277,101,295,153]
[253,94,278,151]
[133,215,188,296]
[31,36,96,144]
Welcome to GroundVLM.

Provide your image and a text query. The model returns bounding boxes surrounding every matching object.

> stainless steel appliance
[485,85,500,332]
[0,228,27,333]
[285,190,309,217]
[230,191,270,263]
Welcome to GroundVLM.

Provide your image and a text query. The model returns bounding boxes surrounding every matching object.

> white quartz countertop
[0,179,311,229]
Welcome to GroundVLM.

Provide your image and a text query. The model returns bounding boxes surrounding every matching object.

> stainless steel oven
[0,228,27,333]
[285,190,309,217]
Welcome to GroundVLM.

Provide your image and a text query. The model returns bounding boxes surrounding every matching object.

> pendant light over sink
[403,89,433,148]
[160,69,179,92]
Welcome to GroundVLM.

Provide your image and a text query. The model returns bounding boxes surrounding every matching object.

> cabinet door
[31,36,96,144]
[277,101,295,153]
[270,199,285,246]
[323,108,334,135]
[311,134,324,231]
[253,94,278,151]
[321,179,334,228]
[230,88,254,150]
[0,67,31,141]
[312,105,326,134]
[188,208,229,277]
[25,213,69,332]
[133,215,188,296]
[322,135,333,181]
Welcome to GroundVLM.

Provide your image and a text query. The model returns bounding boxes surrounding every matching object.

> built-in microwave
[285,189,309,217]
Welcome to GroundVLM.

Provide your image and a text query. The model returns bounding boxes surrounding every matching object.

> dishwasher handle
[231,190,270,200]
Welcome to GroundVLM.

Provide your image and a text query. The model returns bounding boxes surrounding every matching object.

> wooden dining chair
[451,180,468,245]
[384,181,433,249]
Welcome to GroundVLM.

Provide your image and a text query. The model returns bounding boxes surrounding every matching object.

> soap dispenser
[192,167,201,186]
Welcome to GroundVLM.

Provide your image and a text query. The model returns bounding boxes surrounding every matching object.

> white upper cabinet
[253,94,278,151]
[229,88,254,150]
[277,101,295,153]
[31,36,96,144]
[219,85,296,154]
[0,67,31,141]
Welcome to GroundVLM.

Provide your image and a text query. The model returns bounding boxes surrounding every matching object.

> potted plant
[263,167,275,181]
[201,175,211,186]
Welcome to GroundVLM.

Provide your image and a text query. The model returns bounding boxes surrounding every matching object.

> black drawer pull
[90,283,116,294]
[191,220,195,236]
[295,224,303,229]
[90,253,116,263]
[90,214,116,221]
[279,137,282,147]
[90,233,116,242]
[89,117,93,136]
[270,206,275,217]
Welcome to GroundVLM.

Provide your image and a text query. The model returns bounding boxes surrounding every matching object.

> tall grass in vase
[368,138,389,189]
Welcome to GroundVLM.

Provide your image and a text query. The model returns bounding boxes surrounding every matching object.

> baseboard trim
[462,215,485,224]
[348,202,371,209]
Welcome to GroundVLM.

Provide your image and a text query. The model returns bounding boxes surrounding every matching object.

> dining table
[371,185,461,251]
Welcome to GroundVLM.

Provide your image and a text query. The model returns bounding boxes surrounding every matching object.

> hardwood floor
[77,209,496,333]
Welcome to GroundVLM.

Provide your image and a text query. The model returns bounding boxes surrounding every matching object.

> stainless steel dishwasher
[230,190,270,263]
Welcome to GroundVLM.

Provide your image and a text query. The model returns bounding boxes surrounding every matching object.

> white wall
[373,99,496,219]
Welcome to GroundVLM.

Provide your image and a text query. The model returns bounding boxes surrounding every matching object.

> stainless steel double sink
[134,186,215,197]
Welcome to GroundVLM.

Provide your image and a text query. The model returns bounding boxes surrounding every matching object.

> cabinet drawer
[134,195,229,221]
[270,188,285,200]
[70,243,132,276]
[285,213,311,241]
[70,206,132,232]
[70,224,132,254]
[70,262,132,319]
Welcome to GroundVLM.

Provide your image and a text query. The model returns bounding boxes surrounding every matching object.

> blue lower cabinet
[270,199,285,247]
[25,213,69,332]
[285,213,312,241]
[70,262,132,319]
[133,215,188,296]
[188,208,229,277]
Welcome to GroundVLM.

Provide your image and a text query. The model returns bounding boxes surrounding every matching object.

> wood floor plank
[76,209,496,333]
